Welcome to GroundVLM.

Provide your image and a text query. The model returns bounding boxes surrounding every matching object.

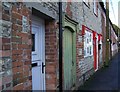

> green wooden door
[63,28,75,90]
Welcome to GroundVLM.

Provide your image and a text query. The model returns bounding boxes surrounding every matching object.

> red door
[93,31,97,70]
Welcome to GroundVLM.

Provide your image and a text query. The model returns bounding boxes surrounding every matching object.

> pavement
[78,52,120,91]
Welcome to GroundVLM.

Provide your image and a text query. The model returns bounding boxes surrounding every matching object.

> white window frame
[84,30,93,58]
[93,0,98,16]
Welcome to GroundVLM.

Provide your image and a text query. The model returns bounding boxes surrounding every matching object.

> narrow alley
[78,52,120,90]
[0,1,119,91]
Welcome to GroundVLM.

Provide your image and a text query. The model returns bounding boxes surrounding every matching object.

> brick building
[62,0,118,90]
[110,22,118,56]
[0,2,59,90]
[0,1,118,91]
[100,2,118,59]
[62,1,104,90]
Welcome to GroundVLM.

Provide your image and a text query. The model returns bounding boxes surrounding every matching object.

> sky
[102,0,119,26]
[109,0,119,26]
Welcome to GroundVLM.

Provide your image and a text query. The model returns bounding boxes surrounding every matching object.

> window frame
[83,28,93,58]
[83,0,90,8]
[93,0,98,17]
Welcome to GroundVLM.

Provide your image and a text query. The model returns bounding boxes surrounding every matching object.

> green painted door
[63,28,75,90]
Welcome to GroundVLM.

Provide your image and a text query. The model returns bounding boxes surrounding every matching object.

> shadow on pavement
[77,52,120,91]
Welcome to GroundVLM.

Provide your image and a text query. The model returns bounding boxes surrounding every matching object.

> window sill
[84,55,93,58]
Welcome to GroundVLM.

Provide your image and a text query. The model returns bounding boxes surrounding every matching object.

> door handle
[32,63,37,67]
[42,62,45,74]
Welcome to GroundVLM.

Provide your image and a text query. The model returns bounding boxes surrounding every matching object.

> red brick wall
[1,2,59,91]
[45,21,59,90]
[11,3,32,90]
[1,2,32,90]
[66,2,72,18]
[76,32,84,87]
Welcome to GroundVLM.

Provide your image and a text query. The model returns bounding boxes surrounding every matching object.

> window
[32,34,35,51]
[87,47,89,53]
[84,30,93,57]
[93,0,98,16]
[89,46,91,55]
[90,34,92,42]
[87,39,89,43]
[84,49,86,56]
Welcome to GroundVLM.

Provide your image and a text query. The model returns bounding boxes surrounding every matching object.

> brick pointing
[0,2,32,91]
[63,2,103,89]
[1,2,59,91]
[1,2,13,91]
[11,3,32,90]
[45,21,59,90]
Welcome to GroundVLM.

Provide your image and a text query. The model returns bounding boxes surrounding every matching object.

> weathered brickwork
[40,2,58,18]
[25,2,58,19]
[0,2,32,91]
[80,56,94,75]
[63,1,103,89]
[101,11,106,64]
[1,2,59,91]
[45,21,59,90]
[1,1,117,91]
[111,24,118,56]
[11,3,32,90]
[0,2,13,91]
[76,33,84,87]
[63,2,102,33]
[0,57,13,90]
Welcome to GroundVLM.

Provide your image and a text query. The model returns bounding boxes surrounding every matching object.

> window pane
[87,47,89,53]
[90,34,91,42]
[32,34,35,51]
[87,39,89,43]
[90,46,91,55]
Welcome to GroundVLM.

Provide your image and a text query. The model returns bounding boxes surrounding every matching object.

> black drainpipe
[59,1,63,92]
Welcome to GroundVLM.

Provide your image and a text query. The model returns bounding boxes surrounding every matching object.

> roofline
[99,1,118,36]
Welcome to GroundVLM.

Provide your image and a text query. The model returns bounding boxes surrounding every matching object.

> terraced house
[0,2,59,90]
[62,1,104,90]
[0,0,118,91]
[62,1,118,90]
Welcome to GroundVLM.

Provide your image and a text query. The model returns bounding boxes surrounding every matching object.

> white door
[31,16,45,90]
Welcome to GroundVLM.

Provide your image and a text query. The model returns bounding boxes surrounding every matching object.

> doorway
[93,32,99,71]
[63,28,76,90]
[31,16,45,90]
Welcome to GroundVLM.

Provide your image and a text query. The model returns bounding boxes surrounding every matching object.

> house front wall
[0,2,59,91]
[62,1,103,89]
[1,1,118,91]
[101,9,106,66]
[111,25,118,56]
[1,2,32,90]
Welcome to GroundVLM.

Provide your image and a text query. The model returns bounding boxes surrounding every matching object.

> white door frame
[32,15,46,90]
[95,34,99,71]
